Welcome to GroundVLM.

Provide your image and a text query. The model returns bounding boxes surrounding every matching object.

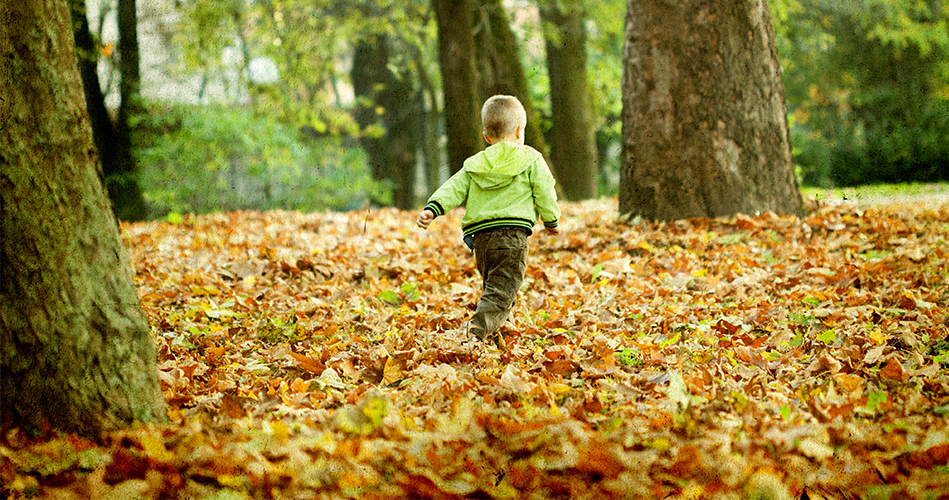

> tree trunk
[352,37,418,209]
[474,0,548,159]
[412,46,444,196]
[0,0,165,438]
[540,0,599,201]
[71,0,116,189]
[619,0,803,221]
[109,0,147,221]
[433,0,483,174]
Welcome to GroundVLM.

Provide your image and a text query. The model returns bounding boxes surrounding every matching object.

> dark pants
[470,227,528,337]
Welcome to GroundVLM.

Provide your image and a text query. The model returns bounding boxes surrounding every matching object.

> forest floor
[2,191,949,500]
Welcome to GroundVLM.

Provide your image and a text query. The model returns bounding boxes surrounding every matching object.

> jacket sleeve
[531,158,561,228]
[424,169,470,217]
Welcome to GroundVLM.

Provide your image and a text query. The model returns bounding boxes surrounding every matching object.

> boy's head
[481,95,527,143]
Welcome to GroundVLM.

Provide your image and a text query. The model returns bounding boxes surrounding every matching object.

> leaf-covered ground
[3,197,949,500]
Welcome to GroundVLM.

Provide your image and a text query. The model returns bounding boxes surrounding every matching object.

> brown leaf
[220,393,246,418]
[880,358,906,381]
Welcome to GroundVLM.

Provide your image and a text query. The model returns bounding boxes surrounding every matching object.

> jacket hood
[463,142,542,190]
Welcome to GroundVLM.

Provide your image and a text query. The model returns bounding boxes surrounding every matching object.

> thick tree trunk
[619,0,803,221]
[433,0,483,174]
[541,0,599,201]
[352,37,418,209]
[474,0,548,159]
[0,0,165,438]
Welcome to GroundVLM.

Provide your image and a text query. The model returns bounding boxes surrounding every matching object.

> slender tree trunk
[619,0,803,220]
[433,0,482,174]
[71,0,116,189]
[540,0,598,200]
[0,0,165,438]
[351,37,418,209]
[111,0,147,221]
[474,0,548,159]
[412,46,444,196]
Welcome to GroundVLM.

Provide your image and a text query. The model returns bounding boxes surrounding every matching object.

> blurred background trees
[75,0,949,220]
[773,0,949,187]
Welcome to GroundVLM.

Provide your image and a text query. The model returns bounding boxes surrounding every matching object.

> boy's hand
[416,209,434,229]
[546,226,561,235]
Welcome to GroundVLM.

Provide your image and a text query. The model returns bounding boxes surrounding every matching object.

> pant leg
[470,228,528,336]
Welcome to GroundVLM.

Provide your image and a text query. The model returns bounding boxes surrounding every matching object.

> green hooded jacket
[424,141,560,238]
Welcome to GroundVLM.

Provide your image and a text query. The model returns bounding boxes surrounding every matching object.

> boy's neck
[494,137,522,145]
[484,126,524,146]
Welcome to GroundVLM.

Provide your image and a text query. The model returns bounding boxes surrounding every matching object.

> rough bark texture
[0,0,165,438]
[541,0,599,201]
[433,0,483,174]
[352,37,418,209]
[474,0,549,160]
[619,0,803,220]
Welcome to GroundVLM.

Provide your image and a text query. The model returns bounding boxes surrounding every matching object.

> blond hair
[481,95,527,140]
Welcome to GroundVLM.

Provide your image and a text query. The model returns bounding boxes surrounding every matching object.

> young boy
[416,95,561,345]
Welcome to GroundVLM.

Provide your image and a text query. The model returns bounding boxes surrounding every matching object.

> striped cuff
[543,220,559,228]
[425,201,445,217]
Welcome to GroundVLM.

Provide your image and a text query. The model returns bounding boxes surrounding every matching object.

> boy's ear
[483,132,494,144]
[516,126,523,139]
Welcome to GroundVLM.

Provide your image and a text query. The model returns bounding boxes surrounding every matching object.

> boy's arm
[531,159,562,231]
[416,208,435,229]
[418,168,470,228]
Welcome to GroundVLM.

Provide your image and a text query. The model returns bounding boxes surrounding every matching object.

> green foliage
[773,0,949,187]
[816,329,836,345]
[377,283,421,306]
[135,102,390,218]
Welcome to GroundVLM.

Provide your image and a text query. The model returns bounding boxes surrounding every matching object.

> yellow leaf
[381,356,401,386]
[218,475,245,488]
[140,434,174,463]
[548,383,571,395]
[270,420,290,443]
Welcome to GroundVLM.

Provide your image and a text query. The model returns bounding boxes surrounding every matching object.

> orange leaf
[287,350,326,374]
[290,377,309,393]
[880,358,906,381]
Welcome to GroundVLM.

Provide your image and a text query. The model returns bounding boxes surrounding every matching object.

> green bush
[793,98,949,188]
[134,103,391,219]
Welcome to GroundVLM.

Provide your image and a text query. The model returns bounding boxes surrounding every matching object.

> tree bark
[474,0,548,159]
[540,0,599,201]
[352,37,418,209]
[433,0,483,174]
[0,0,165,438]
[619,0,803,221]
